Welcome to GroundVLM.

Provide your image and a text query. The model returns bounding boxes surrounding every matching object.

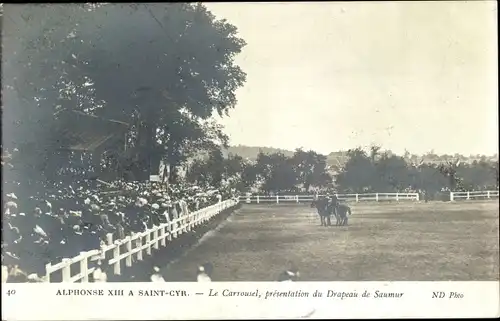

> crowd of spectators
[2,176,237,282]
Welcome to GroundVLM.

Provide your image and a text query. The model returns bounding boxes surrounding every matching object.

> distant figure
[150,266,165,282]
[277,267,300,282]
[197,263,213,282]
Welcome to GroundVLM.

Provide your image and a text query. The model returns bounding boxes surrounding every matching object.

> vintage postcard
[2,1,499,320]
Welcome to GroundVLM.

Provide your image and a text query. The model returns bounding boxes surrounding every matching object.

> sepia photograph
[1,0,498,307]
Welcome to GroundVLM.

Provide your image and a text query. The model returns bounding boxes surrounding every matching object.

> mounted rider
[326,192,339,216]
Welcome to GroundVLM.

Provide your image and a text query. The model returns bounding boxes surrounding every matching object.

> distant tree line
[186,146,499,195]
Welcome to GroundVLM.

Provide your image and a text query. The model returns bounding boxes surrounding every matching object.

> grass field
[160,201,499,281]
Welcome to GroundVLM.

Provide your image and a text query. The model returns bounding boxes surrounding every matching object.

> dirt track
[158,201,499,281]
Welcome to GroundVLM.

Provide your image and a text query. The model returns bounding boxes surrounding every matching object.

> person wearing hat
[150,266,165,282]
[327,193,339,219]
[196,263,213,282]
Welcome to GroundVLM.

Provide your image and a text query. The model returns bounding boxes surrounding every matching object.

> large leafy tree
[3,3,246,181]
[259,152,297,193]
[291,148,331,191]
[335,147,377,193]
[375,152,410,192]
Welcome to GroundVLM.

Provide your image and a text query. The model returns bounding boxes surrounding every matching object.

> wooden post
[113,244,121,275]
[396,193,399,202]
[153,227,159,250]
[106,233,113,246]
[61,259,71,282]
[296,195,299,203]
[145,233,152,256]
[466,191,470,200]
[103,233,113,260]
[450,192,454,201]
[375,193,379,202]
[167,222,173,240]
[45,263,51,283]
[276,195,279,204]
[136,237,143,261]
[487,191,491,199]
[80,252,89,282]
[257,195,260,204]
[160,226,167,247]
[125,237,132,267]
[172,220,178,238]
[355,194,359,202]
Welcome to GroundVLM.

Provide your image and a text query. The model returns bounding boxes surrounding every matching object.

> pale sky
[206,1,498,156]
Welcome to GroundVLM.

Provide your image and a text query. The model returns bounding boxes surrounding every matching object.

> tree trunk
[134,120,156,181]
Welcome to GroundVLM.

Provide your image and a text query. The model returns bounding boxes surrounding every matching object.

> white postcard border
[2,281,499,320]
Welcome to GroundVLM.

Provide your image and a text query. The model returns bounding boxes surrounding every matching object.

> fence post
[396,193,399,202]
[145,233,152,256]
[45,263,52,283]
[296,195,299,203]
[61,259,71,282]
[153,227,159,250]
[375,193,379,202]
[450,192,454,201]
[415,193,420,201]
[113,243,121,275]
[276,195,279,204]
[173,220,178,238]
[466,191,470,200]
[80,252,89,282]
[487,191,491,199]
[136,237,143,261]
[167,222,173,241]
[106,233,113,244]
[160,226,167,247]
[257,195,260,204]
[125,237,132,267]
[355,194,359,202]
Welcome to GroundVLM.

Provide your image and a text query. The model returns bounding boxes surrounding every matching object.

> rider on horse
[327,192,339,216]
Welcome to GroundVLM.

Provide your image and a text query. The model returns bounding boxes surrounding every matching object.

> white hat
[5,201,18,209]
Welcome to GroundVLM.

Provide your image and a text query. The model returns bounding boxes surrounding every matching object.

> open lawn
[160,201,499,281]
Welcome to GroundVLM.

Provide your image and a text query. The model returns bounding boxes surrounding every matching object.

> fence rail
[241,192,420,204]
[45,198,239,283]
[240,191,500,204]
[449,190,499,201]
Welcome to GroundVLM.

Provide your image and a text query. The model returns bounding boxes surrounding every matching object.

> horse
[334,203,352,226]
[310,197,332,226]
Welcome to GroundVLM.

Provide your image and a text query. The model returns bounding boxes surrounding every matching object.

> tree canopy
[2,3,246,181]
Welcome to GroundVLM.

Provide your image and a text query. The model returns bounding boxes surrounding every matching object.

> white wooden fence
[241,192,420,204]
[44,198,239,283]
[449,190,499,201]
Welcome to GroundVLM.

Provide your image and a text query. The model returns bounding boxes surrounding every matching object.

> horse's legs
[326,216,331,226]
